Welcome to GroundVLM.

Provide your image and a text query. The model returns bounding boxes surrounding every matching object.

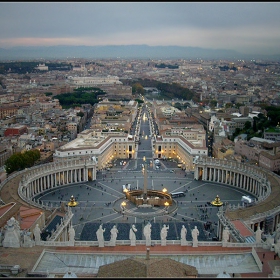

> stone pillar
[78,168,81,182]
[84,166,87,181]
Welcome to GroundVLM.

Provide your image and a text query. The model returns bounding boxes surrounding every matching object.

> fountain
[124,163,173,208]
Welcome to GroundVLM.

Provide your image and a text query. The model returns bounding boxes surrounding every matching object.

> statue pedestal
[3,231,20,248]
[130,240,136,246]
[192,241,198,247]
[181,239,187,246]
[161,239,166,246]
[146,240,151,246]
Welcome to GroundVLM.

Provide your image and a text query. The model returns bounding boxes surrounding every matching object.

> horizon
[0,2,280,56]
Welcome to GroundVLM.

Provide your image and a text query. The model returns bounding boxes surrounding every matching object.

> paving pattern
[37,159,256,242]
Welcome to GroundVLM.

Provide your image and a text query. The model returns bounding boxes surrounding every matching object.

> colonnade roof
[225,172,280,220]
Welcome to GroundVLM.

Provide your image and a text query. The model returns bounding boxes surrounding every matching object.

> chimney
[146,248,150,260]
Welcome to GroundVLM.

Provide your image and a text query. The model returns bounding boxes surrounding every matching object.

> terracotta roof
[19,206,43,230]
[0,202,16,217]
[231,220,254,237]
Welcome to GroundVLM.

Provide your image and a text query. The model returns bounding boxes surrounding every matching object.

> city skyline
[0,2,280,56]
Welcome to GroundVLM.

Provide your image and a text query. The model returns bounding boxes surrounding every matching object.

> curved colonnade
[17,158,97,210]
[1,156,280,245]
[194,157,280,235]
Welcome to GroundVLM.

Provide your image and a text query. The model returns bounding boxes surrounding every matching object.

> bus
[241,195,255,206]
[170,191,186,198]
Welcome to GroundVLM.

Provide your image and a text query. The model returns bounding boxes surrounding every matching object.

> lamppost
[121,201,126,215]
[164,201,169,213]
[211,195,223,240]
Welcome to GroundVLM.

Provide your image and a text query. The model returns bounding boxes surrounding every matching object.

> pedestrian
[263,253,265,258]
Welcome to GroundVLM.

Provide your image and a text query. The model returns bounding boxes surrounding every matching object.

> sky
[0,2,280,55]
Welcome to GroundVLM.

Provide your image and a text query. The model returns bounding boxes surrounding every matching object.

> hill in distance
[0,45,279,61]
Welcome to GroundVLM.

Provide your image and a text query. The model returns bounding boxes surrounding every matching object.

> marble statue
[143,222,152,246]
[255,225,263,244]
[161,224,169,246]
[274,224,280,244]
[96,224,106,247]
[2,217,21,248]
[129,224,137,246]
[109,225,118,246]
[192,225,199,247]
[181,225,187,245]
[68,225,75,245]
[222,226,230,246]
[22,231,34,247]
[33,224,42,245]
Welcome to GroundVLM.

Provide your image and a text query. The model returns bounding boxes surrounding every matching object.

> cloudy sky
[0,2,280,55]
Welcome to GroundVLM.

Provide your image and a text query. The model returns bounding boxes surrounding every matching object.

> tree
[209,100,217,109]
[174,102,182,110]
[253,117,257,132]
[225,103,232,109]
[5,150,40,174]
[244,121,251,130]
[132,83,144,95]
[77,112,84,117]
[135,99,144,104]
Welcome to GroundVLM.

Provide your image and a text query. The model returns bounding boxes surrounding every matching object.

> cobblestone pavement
[37,160,255,241]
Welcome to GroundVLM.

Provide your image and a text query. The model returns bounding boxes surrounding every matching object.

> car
[169,170,174,173]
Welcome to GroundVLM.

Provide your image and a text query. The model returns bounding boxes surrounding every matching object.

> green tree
[5,150,40,174]
[225,103,232,109]
[244,121,251,130]
[135,99,144,104]
[77,112,84,117]
[253,117,257,132]
[174,102,182,110]
[209,100,217,109]
[132,83,144,94]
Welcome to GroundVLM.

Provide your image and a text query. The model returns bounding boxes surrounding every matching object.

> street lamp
[164,201,169,213]
[121,201,126,215]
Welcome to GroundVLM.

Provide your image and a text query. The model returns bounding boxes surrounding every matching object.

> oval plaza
[1,102,280,277]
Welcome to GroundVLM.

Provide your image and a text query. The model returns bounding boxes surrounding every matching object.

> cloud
[0,2,279,55]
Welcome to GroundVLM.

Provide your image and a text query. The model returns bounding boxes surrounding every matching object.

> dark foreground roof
[97,256,198,278]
